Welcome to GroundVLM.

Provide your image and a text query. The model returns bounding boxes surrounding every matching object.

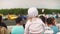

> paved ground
[3,18,60,26]
[3,20,16,26]
[3,19,26,26]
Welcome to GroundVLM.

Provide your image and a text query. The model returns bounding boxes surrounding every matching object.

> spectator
[11,17,24,34]
[0,15,7,34]
[47,17,59,34]
[24,7,45,34]
[0,16,7,29]
[40,16,54,34]
[18,15,27,28]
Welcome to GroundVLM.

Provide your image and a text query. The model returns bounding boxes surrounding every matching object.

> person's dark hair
[0,16,2,22]
[40,16,47,23]
[47,17,55,25]
[15,17,23,24]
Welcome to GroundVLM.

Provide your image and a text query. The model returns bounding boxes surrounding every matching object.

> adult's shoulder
[37,18,44,23]
[37,18,45,25]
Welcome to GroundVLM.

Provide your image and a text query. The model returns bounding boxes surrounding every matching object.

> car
[7,14,18,20]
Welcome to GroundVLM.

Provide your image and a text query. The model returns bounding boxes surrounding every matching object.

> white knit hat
[28,7,38,17]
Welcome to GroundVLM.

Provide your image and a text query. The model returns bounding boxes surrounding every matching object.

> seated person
[47,17,59,34]
[11,17,24,34]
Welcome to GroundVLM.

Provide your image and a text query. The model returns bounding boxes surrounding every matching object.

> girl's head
[47,17,55,26]
[15,17,23,25]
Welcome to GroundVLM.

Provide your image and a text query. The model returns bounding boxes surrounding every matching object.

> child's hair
[40,16,47,23]
[47,17,55,25]
[15,17,23,24]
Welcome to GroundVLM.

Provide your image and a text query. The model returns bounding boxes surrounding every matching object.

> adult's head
[47,17,55,26]
[15,17,23,25]
[28,7,38,18]
[40,16,47,24]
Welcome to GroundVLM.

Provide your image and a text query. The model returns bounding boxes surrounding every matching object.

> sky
[0,0,60,9]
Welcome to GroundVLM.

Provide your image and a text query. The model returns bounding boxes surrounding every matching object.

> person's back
[11,17,24,34]
[0,26,7,34]
[11,26,24,34]
[25,18,45,34]
[51,25,59,34]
